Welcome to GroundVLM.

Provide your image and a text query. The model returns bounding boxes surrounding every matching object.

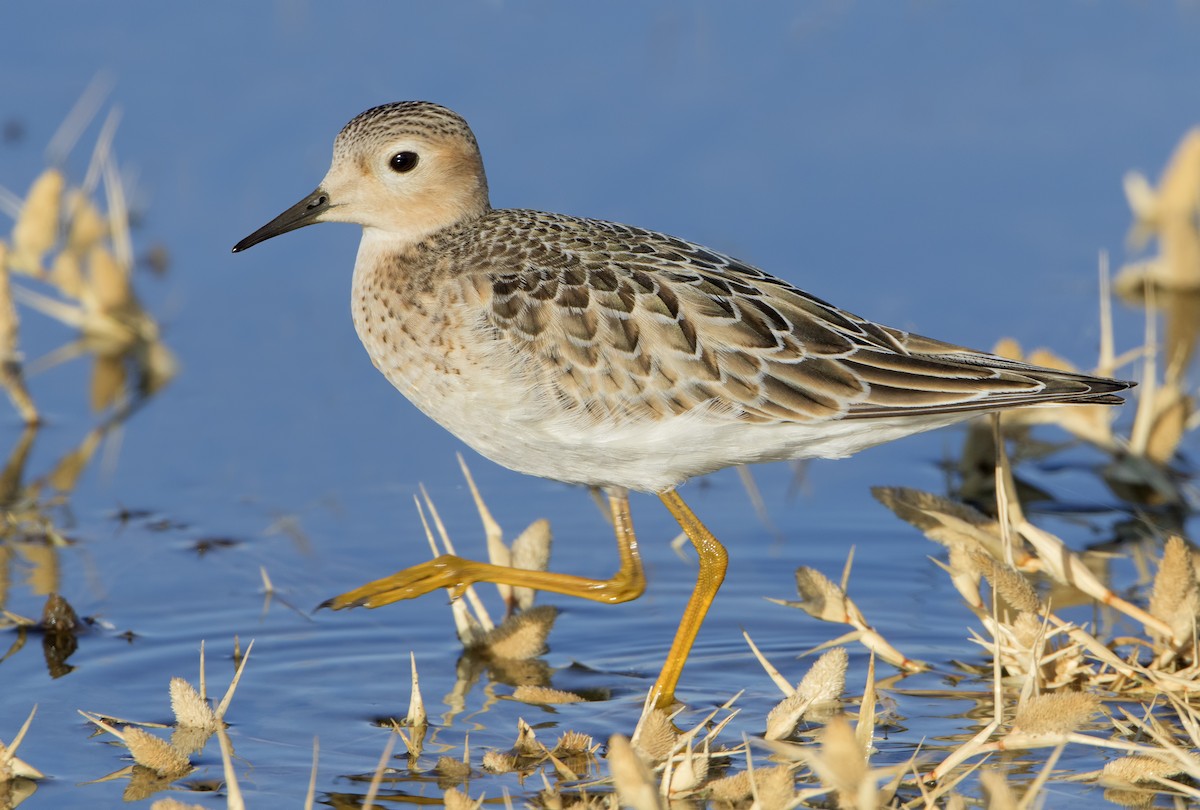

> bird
[233,101,1132,710]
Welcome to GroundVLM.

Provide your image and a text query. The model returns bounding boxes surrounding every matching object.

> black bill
[232,187,331,253]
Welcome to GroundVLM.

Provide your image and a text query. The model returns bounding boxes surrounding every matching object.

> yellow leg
[650,490,728,711]
[323,490,645,609]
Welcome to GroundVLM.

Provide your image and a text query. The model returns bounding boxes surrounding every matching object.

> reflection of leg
[324,489,646,609]
[650,490,729,710]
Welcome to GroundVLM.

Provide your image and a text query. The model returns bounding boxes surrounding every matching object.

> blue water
[1,4,1197,807]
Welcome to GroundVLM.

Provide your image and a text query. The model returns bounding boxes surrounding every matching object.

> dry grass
[0,86,174,429]
[0,91,176,712]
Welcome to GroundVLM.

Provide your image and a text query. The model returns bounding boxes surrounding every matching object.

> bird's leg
[323,489,645,609]
[650,490,728,710]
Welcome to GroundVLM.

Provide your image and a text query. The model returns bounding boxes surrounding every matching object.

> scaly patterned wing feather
[467,211,1126,428]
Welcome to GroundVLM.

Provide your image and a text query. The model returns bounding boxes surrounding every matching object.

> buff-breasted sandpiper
[233,101,1131,710]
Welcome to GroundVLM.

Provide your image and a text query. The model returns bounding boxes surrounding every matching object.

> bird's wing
[466,211,1128,427]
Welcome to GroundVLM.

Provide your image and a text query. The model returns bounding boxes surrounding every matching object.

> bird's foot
[321,554,473,610]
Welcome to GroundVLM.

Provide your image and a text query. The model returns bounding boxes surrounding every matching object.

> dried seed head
[11,169,64,274]
[49,251,86,299]
[1123,169,1158,247]
[945,544,985,606]
[513,718,542,756]
[755,765,798,809]
[434,755,471,780]
[706,769,753,802]
[512,685,584,704]
[443,786,483,810]
[818,715,867,801]
[1101,786,1157,808]
[765,691,810,741]
[510,519,552,611]
[1059,403,1118,447]
[90,354,126,412]
[1144,385,1190,464]
[978,769,1017,810]
[1010,611,1043,650]
[1149,535,1199,641]
[606,734,660,810]
[122,726,191,777]
[169,677,218,731]
[481,750,518,773]
[0,243,17,355]
[1047,648,1090,690]
[708,767,797,804]
[872,487,995,534]
[632,708,678,761]
[666,742,710,796]
[765,648,848,740]
[872,487,1020,568]
[142,339,178,394]
[992,338,1023,360]
[123,766,175,802]
[470,604,557,660]
[797,647,848,705]
[86,245,133,315]
[1147,128,1200,271]
[148,799,207,810]
[982,559,1042,615]
[170,725,212,758]
[1011,692,1100,736]
[1101,754,1184,785]
[552,730,593,756]
[63,189,108,255]
[948,544,984,579]
[792,567,849,622]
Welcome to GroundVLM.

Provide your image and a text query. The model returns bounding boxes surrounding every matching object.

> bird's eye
[389,151,419,173]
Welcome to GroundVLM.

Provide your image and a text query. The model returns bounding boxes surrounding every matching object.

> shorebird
[233,101,1131,709]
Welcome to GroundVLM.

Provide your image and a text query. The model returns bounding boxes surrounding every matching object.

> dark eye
[389,151,419,173]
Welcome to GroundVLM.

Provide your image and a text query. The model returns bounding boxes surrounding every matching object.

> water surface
[1,4,1198,807]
